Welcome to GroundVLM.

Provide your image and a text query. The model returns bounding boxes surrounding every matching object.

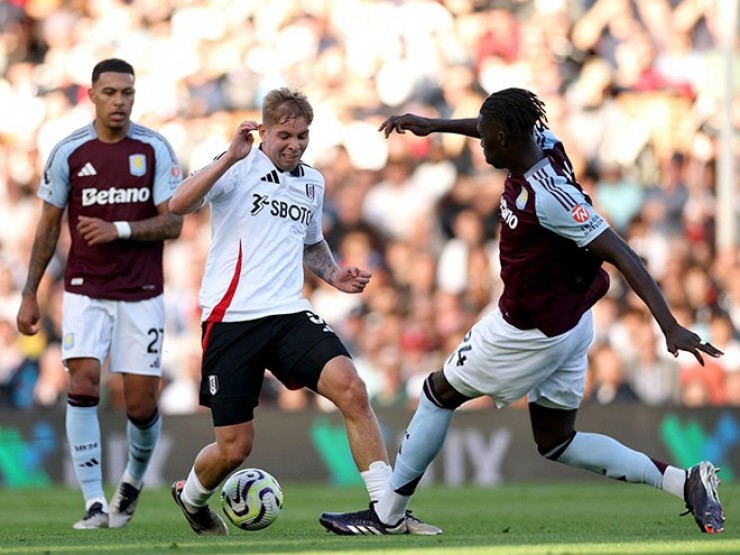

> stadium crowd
[0,0,738,413]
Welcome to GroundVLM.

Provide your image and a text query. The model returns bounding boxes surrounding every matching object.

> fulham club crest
[305,184,315,200]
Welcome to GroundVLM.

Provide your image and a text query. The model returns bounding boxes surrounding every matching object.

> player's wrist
[113,221,132,239]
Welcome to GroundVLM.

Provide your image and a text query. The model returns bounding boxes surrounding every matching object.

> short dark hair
[480,88,548,141]
[91,58,135,84]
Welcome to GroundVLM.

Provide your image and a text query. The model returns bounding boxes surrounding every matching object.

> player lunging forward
[319,88,724,535]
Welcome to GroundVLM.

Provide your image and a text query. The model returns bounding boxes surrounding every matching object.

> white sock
[361,460,391,502]
[181,467,216,513]
[662,465,687,500]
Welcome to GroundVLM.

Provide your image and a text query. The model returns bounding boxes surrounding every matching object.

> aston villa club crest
[305,184,314,200]
[129,154,146,176]
[515,188,528,210]
[63,333,75,350]
[208,375,219,395]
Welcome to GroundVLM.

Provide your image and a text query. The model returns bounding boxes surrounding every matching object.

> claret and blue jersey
[38,122,181,301]
[497,126,611,337]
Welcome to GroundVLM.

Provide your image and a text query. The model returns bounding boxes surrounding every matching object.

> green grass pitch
[0,481,737,555]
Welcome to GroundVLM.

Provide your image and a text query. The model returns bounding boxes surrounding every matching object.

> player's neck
[508,144,544,177]
[93,120,130,143]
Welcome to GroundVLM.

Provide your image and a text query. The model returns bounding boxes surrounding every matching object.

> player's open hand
[664,322,724,366]
[378,114,434,138]
[333,266,372,294]
[77,215,119,245]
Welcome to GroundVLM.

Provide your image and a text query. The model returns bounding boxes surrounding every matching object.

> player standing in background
[319,88,725,535]
[168,87,439,536]
[17,58,183,529]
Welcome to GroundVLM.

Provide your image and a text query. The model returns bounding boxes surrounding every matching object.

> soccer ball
[220,468,284,530]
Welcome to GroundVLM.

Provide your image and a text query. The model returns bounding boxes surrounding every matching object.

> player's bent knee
[536,431,577,460]
[220,440,252,468]
[424,370,471,409]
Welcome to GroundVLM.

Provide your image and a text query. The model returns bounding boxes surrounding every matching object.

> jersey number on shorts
[306,312,334,333]
[147,328,164,353]
[448,330,472,367]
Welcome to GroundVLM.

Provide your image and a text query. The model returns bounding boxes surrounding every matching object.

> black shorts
[199,311,350,426]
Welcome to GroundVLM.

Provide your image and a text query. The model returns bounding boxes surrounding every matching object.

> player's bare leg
[319,368,452,535]
[317,356,388,474]
[172,422,250,536]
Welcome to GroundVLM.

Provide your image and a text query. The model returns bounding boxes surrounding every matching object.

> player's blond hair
[262,88,314,127]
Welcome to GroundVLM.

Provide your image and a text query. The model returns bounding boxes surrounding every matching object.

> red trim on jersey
[205,242,243,324]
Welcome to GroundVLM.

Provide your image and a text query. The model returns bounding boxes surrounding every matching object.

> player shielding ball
[319,88,725,535]
[168,88,439,536]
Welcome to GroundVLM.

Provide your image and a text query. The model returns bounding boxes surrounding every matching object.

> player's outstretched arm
[170,120,258,215]
[304,240,371,294]
[17,202,64,335]
[379,115,480,139]
[586,228,723,365]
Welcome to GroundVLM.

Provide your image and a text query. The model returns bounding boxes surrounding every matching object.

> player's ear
[499,130,509,147]
[258,123,268,140]
[87,87,94,102]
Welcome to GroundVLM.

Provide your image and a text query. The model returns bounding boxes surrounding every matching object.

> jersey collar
[258,145,305,177]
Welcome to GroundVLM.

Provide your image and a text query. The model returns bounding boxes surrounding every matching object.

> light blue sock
[376,394,455,525]
[389,393,454,492]
[556,432,663,488]
[124,412,161,489]
[66,403,106,508]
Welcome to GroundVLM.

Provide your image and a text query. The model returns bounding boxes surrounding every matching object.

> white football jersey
[198,147,324,322]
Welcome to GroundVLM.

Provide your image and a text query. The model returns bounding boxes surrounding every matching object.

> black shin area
[395,475,423,496]
[528,402,577,460]
[423,370,472,410]
[128,409,160,429]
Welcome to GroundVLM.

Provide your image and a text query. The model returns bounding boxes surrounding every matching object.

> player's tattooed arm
[304,240,339,285]
[77,201,183,245]
[18,202,63,335]
[127,202,183,241]
[304,240,372,294]
[22,202,63,296]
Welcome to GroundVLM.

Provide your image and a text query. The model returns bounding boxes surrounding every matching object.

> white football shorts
[443,307,594,409]
[61,292,165,376]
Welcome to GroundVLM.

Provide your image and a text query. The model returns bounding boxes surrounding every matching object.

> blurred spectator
[588,343,639,404]
[623,318,681,406]
[0,0,736,412]
[594,160,645,234]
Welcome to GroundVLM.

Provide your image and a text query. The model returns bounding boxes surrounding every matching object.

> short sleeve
[151,137,182,205]
[536,180,610,247]
[38,146,71,208]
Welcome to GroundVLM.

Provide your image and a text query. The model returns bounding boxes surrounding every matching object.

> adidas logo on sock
[77,162,97,177]
[260,170,280,184]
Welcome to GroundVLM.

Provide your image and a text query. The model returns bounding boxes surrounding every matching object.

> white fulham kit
[199,147,325,323]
